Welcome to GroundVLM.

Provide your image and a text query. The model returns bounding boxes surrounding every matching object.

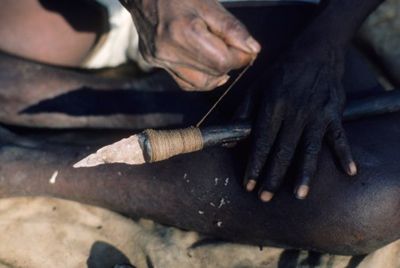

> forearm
[300,0,384,48]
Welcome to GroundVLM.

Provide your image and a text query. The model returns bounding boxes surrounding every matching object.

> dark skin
[244,0,385,202]
[0,4,398,255]
[0,0,385,201]
[118,0,386,202]
[0,50,398,255]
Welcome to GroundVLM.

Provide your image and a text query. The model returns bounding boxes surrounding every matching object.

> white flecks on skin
[218,198,226,209]
[224,178,230,186]
[214,177,219,186]
[49,171,58,184]
[210,202,216,207]
[198,210,204,215]
[118,171,122,176]
[217,221,223,228]
[186,179,190,183]
[183,173,188,179]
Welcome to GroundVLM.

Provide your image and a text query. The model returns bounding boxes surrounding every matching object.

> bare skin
[0,35,398,256]
[0,91,398,256]
[244,0,385,201]
[0,0,108,67]
[0,1,397,256]
[119,0,261,91]
[0,0,386,202]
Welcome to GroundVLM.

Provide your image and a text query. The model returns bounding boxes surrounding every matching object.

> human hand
[244,42,357,201]
[120,0,260,91]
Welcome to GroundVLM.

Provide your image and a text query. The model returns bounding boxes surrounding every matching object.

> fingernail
[260,191,274,202]
[246,179,257,192]
[217,75,230,87]
[246,37,261,54]
[348,161,357,176]
[296,185,310,200]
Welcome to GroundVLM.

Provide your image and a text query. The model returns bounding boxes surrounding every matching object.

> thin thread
[196,61,254,127]
[145,127,203,162]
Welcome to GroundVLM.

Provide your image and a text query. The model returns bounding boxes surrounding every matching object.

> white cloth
[83,0,320,69]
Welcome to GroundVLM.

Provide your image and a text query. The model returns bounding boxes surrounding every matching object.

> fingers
[258,121,302,202]
[200,3,261,55]
[166,66,230,91]
[244,104,283,193]
[295,125,325,200]
[155,17,253,90]
[327,120,357,176]
[181,18,254,75]
[149,11,257,90]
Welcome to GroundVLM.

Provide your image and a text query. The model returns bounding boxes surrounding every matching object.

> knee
[325,174,400,255]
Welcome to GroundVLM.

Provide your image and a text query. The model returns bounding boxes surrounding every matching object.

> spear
[74,90,400,168]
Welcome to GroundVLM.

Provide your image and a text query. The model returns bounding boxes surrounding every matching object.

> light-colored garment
[83,0,320,69]
[82,0,141,69]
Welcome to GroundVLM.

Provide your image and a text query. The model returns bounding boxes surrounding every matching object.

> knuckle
[330,127,345,142]
[222,17,247,36]
[164,21,182,42]
[263,176,281,191]
[275,146,293,165]
[186,17,205,34]
[305,142,320,155]
[249,152,267,175]
[214,56,231,74]
[248,166,261,179]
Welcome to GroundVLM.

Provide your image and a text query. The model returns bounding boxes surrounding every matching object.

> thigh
[0,110,399,256]
[0,0,108,67]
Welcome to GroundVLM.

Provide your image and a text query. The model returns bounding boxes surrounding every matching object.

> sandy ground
[0,197,398,268]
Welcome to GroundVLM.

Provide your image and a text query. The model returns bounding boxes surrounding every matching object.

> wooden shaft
[140,90,400,163]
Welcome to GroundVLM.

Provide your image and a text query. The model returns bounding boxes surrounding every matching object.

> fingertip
[347,161,358,176]
[295,185,310,200]
[217,75,230,87]
[245,179,257,192]
[246,37,261,54]
[260,191,274,202]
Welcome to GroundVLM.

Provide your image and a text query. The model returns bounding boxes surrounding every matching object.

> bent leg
[0,0,108,66]
[0,111,399,255]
